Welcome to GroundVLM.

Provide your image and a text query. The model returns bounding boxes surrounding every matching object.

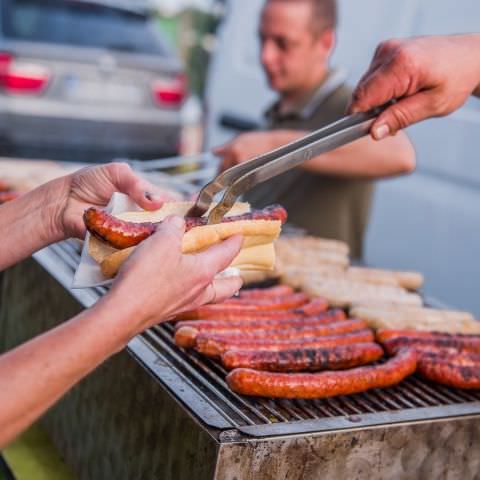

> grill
[2,157,480,479]
[15,238,479,480]
[51,239,480,434]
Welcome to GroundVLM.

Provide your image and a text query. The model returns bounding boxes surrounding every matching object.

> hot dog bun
[88,202,282,278]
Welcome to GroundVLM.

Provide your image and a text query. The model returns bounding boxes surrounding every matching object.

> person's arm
[350,34,480,139]
[0,163,168,271]
[0,217,243,448]
[216,129,415,178]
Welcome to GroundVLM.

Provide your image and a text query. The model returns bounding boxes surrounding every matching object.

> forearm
[0,295,133,448]
[302,132,415,178]
[270,129,415,178]
[0,177,68,270]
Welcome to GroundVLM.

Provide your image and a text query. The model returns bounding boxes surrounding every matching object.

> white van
[205,0,480,316]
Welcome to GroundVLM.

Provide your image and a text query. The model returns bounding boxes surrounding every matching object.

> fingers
[350,39,412,115]
[130,216,185,261]
[203,276,244,305]
[369,90,438,139]
[350,66,399,114]
[195,235,243,279]
[106,163,170,210]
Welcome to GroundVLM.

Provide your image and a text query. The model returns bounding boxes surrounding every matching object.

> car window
[1,0,170,56]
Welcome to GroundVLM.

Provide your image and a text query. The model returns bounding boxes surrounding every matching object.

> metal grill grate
[47,240,480,433]
[144,322,480,428]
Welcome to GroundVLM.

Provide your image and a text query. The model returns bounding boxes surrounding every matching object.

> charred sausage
[84,204,287,249]
[226,349,417,398]
[221,342,384,372]
[238,285,294,299]
[196,329,375,358]
[175,318,365,349]
[417,352,480,389]
[175,298,330,321]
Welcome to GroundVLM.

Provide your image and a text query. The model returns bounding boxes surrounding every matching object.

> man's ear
[316,28,336,55]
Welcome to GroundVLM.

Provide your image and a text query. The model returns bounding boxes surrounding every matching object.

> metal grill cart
[1,157,480,479]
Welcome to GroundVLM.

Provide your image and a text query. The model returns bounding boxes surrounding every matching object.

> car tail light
[152,73,186,107]
[0,52,50,95]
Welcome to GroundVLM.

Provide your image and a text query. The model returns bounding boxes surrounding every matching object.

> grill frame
[34,240,480,440]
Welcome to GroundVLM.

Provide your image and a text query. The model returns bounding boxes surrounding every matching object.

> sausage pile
[171,285,420,399]
[170,285,480,398]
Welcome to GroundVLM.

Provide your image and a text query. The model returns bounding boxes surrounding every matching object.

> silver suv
[0,0,185,162]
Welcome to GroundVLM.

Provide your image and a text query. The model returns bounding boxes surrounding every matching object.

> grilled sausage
[226,348,417,398]
[175,318,364,349]
[376,329,480,343]
[238,285,294,299]
[174,309,346,332]
[196,329,375,358]
[220,293,310,310]
[198,319,367,342]
[381,336,480,356]
[175,298,330,321]
[417,352,480,389]
[0,191,21,204]
[84,204,287,249]
[221,342,384,372]
[294,298,329,316]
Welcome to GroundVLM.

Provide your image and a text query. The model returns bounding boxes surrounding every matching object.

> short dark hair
[310,0,337,32]
[267,0,337,34]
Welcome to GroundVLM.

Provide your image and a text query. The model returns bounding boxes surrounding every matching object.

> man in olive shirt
[216,0,415,258]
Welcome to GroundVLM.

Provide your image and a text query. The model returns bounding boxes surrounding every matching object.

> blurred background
[0,0,479,316]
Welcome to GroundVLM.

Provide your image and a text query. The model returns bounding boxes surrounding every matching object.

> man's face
[259,0,332,95]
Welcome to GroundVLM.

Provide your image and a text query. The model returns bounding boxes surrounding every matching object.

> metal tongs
[187,104,390,224]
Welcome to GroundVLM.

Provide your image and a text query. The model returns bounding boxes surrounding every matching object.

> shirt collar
[265,69,347,124]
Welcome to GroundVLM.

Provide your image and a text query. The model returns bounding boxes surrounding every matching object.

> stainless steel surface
[215,416,480,480]
[188,108,383,223]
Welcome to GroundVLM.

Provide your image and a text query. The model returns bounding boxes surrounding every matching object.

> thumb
[196,235,243,276]
[128,182,171,211]
[147,215,185,248]
[369,90,437,140]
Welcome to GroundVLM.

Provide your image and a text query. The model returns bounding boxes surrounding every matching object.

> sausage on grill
[238,285,294,299]
[376,329,480,343]
[226,349,417,398]
[0,191,21,204]
[199,319,367,342]
[221,342,384,372]
[175,318,365,349]
[381,336,480,356]
[176,298,329,321]
[220,292,310,310]
[417,352,480,389]
[196,329,375,358]
[174,309,345,332]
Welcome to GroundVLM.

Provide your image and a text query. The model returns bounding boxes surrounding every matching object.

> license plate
[64,76,143,106]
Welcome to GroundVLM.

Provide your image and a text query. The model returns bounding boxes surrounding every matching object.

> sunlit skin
[350,34,480,139]
[0,164,242,448]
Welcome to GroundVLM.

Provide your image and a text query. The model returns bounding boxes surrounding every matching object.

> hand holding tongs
[186,103,391,224]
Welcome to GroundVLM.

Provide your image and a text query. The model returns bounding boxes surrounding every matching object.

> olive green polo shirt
[244,71,374,259]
